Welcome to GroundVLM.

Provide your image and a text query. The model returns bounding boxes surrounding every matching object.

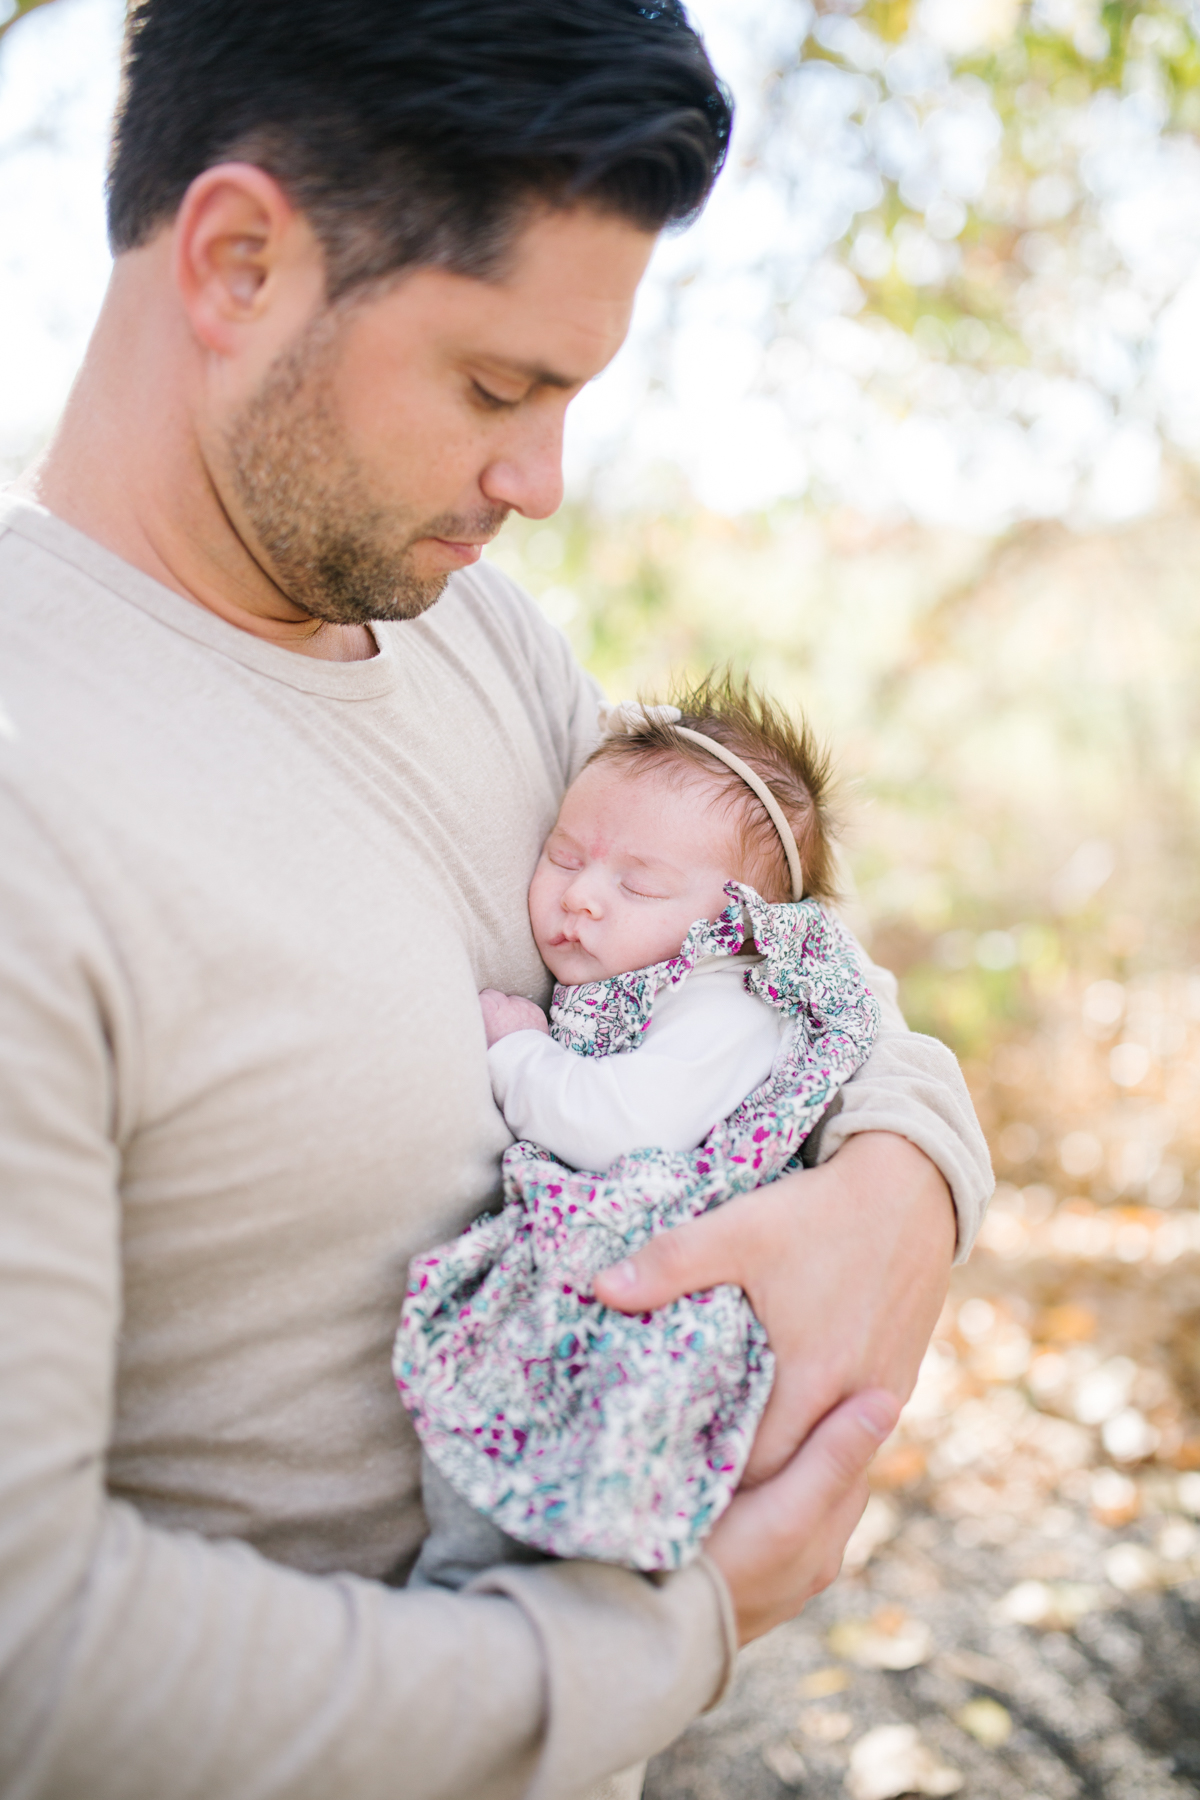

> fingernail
[603,1258,639,1293]
[854,1394,898,1440]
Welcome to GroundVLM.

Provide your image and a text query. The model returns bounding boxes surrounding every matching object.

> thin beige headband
[597,701,804,904]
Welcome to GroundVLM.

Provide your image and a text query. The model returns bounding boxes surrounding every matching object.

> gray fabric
[409,1454,549,1590]
[410,1466,646,1800]
[582,1769,645,1800]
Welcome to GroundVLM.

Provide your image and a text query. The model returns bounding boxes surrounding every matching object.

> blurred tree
[0,0,61,46]
[591,0,1200,528]
[762,0,1200,518]
[802,0,1200,354]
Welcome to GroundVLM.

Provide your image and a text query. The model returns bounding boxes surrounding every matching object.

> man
[0,3,991,1796]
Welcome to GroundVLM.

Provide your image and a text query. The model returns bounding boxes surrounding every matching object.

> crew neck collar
[0,490,408,701]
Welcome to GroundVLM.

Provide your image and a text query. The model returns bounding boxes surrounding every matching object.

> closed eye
[470,379,520,412]
[621,881,670,901]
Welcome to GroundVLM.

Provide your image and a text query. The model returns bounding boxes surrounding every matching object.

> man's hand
[707,1389,899,1644]
[593,1132,955,1485]
[479,989,550,1048]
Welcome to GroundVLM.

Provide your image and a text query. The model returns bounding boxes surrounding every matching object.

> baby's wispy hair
[587,668,840,905]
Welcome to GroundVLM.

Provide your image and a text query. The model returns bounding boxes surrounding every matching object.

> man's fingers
[592,1204,746,1312]
[764,1389,899,1532]
[815,1475,872,1593]
[706,1390,898,1645]
[742,1357,839,1488]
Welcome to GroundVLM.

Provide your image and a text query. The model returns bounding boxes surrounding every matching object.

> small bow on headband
[597,700,682,737]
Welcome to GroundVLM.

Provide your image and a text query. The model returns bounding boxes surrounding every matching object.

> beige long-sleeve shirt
[0,493,991,1800]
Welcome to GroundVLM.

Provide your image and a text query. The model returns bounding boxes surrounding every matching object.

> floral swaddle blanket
[393,885,879,1572]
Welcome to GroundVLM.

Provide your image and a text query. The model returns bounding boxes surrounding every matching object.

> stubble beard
[224,311,509,626]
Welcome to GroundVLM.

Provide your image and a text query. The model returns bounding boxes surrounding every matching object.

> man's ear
[171,162,325,356]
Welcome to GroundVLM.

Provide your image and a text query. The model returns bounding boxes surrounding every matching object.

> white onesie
[486,952,788,1172]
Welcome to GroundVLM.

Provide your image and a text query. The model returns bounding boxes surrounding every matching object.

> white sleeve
[806,943,995,1264]
[488,976,782,1172]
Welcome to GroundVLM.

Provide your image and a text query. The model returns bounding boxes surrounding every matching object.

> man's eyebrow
[482,357,581,392]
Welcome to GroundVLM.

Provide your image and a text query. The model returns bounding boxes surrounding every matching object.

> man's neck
[21,255,376,665]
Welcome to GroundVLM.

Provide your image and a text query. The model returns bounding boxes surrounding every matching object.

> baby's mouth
[549,930,592,958]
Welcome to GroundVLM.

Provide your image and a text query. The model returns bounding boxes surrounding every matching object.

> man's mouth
[426,537,486,565]
[418,508,510,568]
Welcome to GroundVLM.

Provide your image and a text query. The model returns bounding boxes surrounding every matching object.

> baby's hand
[479,989,550,1048]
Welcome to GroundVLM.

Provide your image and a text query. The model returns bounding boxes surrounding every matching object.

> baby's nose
[562,873,601,916]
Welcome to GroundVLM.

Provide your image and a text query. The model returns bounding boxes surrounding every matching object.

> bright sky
[0,0,120,467]
[3,0,1200,528]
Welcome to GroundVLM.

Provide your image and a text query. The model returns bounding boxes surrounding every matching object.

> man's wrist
[817,1129,957,1260]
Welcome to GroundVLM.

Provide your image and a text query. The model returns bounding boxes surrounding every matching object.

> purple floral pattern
[393,887,879,1572]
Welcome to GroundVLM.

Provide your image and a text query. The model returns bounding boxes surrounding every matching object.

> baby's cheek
[526,865,557,950]
[624,904,691,971]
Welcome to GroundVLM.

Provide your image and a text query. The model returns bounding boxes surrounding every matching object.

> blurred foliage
[0,0,59,46]
[609,0,1200,526]
[797,0,1200,368]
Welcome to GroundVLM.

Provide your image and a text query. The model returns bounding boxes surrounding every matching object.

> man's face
[219,206,655,625]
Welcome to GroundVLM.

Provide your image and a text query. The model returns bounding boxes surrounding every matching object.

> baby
[480,688,830,1173]
[394,672,879,1585]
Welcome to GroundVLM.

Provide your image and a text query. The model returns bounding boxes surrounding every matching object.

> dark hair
[588,669,841,905]
[107,0,731,299]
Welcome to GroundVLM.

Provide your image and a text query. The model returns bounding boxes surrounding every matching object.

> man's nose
[480,413,566,520]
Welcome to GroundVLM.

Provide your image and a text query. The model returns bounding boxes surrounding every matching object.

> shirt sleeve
[488,975,783,1172]
[0,785,734,1800]
[805,939,995,1263]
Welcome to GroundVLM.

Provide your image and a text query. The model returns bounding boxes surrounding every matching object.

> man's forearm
[817,941,994,1260]
[4,1482,732,1800]
[803,1128,958,1349]
[727,1130,957,1485]
[817,1128,955,1249]
[813,1035,992,1261]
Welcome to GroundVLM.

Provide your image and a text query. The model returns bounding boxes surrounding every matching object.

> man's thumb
[592,1209,740,1313]
[800,1390,900,1495]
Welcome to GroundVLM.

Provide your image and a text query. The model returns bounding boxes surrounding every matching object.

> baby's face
[529,759,737,984]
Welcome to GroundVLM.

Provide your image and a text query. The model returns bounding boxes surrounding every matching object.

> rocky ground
[647,1495,1200,1800]
[647,1202,1200,1800]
